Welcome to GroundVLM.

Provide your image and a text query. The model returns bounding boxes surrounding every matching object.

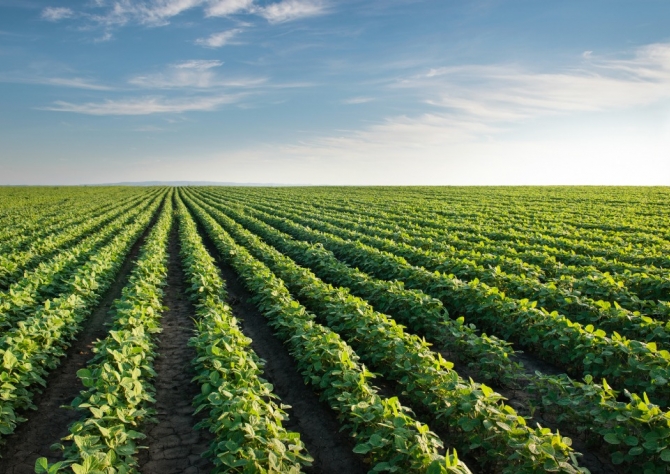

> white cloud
[258,0,327,23]
[342,97,373,104]
[205,0,253,16]
[43,77,113,91]
[196,29,241,48]
[174,59,223,69]
[41,95,239,115]
[128,60,265,88]
[0,74,112,91]
[270,42,670,181]
[394,43,670,124]
[92,0,204,27]
[78,0,326,28]
[42,7,75,21]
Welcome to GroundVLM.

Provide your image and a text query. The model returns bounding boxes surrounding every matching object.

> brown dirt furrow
[213,259,368,474]
[137,224,213,474]
[0,205,162,474]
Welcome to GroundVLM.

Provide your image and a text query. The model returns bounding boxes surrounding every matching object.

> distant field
[0,186,669,474]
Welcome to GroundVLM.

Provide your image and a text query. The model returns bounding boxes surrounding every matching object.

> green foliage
[184,191,472,474]
[185,191,581,474]
[0,191,164,443]
[35,191,172,473]
[176,196,313,472]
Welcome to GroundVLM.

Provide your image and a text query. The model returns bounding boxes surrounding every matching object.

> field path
[203,237,367,474]
[138,224,213,474]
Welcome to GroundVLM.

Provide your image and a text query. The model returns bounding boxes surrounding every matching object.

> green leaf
[426,460,443,474]
[353,443,371,454]
[3,351,17,370]
[611,452,625,465]
[604,433,620,445]
[35,458,49,474]
[660,449,670,462]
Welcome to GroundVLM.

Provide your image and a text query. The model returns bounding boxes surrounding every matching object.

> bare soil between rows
[197,224,368,474]
[137,223,213,474]
[0,209,160,474]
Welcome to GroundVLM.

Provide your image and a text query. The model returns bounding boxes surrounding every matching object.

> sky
[1,0,669,185]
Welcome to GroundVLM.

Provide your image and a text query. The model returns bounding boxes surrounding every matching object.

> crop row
[0,188,148,248]
[38,191,174,473]
[0,190,162,289]
[182,191,472,473]
[184,191,581,473]
[175,195,314,472]
[191,192,670,472]
[209,189,670,316]
[0,194,161,335]
[0,189,154,260]
[231,196,670,345]
[0,192,163,440]
[213,189,670,302]
[228,188,670,265]
[196,193,670,407]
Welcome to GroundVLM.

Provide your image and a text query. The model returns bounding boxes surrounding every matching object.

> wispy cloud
[128,59,265,88]
[41,94,239,115]
[90,0,204,27]
[396,43,670,123]
[282,42,670,159]
[41,7,75,21]
[205,0,253,16]
[0,73,112,90]
[195,28,241,47]
[342,96,373,104]
[69,0,327,29]
[257,0,327,23]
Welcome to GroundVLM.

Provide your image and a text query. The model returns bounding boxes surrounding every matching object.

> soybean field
[0,186,669,474]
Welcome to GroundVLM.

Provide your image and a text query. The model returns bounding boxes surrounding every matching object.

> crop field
[0,186,668,474]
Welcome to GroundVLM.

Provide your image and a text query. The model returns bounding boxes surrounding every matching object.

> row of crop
[231,191,669,310]
[211,189,670,302]
[279,196,670,312]
[175,196,314,472]
[0,188,146,247]
[37,191,173,473]
[0,189,162,289]
[0,192,163,440]
[205,186,668,261]
[264,186,669,248]
[184,191,581,474]
[199,194,670,409]
[182,191,471,473]
[208,189,670,316]
[0,193,162,335]
[0,188,153,258]
[201,196,522,386]
[231,196,670,345]
[193,193,670,472]
[259,189,670,265]
[205,186,668,248]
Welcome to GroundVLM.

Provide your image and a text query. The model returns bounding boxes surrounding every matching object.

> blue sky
[1,0,669,185]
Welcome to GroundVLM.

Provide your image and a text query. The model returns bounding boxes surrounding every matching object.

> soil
[0,208,161,474]
[210,256,368,474]
[137,224,213,474]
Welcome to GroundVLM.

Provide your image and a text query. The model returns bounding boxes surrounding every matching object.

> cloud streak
[397,43,670,123]
[285,43,670,157]
[41,7,75,21]
[196,29,241,47]
[41,94,240,115]
[257,0,327,23]
[128,60,265,88]
[71,0,328,29]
